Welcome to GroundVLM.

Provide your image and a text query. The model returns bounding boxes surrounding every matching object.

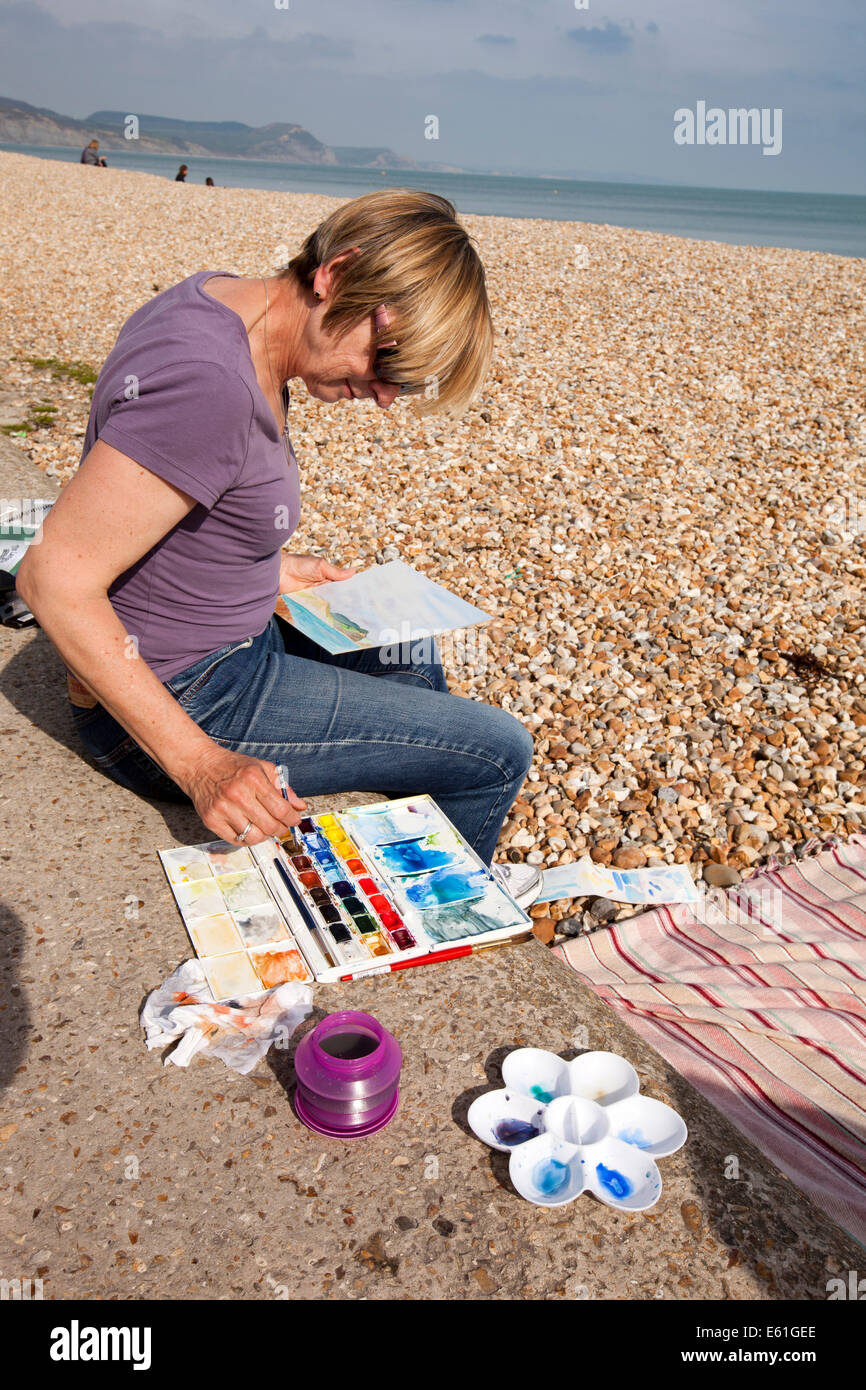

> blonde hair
[281,189,493,416]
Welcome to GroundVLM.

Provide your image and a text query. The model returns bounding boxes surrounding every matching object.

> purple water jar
[293,1011,402,1139]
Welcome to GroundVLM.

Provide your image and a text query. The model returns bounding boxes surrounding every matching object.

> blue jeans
[68,615,534,866]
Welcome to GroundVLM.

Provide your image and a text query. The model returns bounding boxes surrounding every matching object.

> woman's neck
[260,274,308,387]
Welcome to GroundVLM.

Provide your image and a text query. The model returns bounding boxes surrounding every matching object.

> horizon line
[0,140,862,203]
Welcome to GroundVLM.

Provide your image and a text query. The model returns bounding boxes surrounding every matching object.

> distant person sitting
[80,140,107,168]
[175,164,188,182]
[205,177,215,187]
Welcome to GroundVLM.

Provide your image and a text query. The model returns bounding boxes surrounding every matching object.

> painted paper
[534,856,699,905]
[279,559,490,655]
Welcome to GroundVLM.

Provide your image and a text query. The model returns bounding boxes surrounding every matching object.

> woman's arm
[17,440,305,843]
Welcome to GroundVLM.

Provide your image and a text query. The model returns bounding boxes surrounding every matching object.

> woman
[175,164,188,182]
[80,139,107,167]
[18,190,538,900]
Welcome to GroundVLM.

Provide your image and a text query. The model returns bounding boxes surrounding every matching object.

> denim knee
[486,704,534,785]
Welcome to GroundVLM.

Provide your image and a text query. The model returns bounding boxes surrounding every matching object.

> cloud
[566,22,633,55]
[476,34,516,46]
[282,32,355,60]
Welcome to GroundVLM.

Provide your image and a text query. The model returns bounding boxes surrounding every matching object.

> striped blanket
[553,834,866,1245]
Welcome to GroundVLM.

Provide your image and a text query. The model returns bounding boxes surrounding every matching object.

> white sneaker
[491,860,543,909]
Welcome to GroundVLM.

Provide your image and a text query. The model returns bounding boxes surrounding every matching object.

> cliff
[0,95,421,168]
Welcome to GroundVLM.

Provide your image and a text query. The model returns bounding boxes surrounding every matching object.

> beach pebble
[587,897,619,923]
[531,916,556,944]
[611,845,647,869]
[702,863,742,888]
[558,915,584,938]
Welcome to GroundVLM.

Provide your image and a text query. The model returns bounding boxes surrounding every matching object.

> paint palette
[467,1048,687,1210]
[160,795,532,993]
[159,841,313,1000]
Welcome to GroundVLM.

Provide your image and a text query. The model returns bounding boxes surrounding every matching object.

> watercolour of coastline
[279,559,491,654]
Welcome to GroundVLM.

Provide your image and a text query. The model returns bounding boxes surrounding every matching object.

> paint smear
[202,951,260,1000]
[167,859,211,884]
[494,1117,539,1147]
[530,1085,554,1104]
[177,880,226,920]
[374,836,458,876]
[162,846,210,883]
[617,1127,652,1150]
[404,865,487,910]
[233,906,289,948]
[250,945,309,988]
[187,913,243,958]
[532,1157,570,1197]
[206,842,254,874]
[217,871,271,912]
[595,1162,632,1200]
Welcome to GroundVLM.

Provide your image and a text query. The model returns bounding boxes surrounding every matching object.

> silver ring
[237,820,253,844]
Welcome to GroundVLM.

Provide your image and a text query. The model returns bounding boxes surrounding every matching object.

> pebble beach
[1,150,864,939]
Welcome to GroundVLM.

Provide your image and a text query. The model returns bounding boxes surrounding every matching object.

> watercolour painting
[277,559,491,654]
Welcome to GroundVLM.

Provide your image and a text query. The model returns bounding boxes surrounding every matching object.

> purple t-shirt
[82,270,300,680]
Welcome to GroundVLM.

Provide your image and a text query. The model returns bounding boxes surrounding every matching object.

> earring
[314,290,322,300]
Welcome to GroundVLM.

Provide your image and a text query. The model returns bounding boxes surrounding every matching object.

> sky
[0,0,863,193]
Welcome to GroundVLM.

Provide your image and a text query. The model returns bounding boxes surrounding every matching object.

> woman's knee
[479,704,534,784]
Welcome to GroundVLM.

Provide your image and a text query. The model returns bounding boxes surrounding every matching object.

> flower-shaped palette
[467,1048,687,1210]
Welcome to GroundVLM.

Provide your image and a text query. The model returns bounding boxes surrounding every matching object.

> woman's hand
[182,746,307,845]
[279,551,356,594]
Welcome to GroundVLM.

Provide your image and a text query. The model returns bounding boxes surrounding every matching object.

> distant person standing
[175,164,188,182]
[205,177,215,187]
[80,140,107,168]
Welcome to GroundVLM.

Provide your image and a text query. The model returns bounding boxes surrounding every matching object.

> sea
[3,143,864,258]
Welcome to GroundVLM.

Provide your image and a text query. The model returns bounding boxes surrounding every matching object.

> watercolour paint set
[159,795,532,997]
